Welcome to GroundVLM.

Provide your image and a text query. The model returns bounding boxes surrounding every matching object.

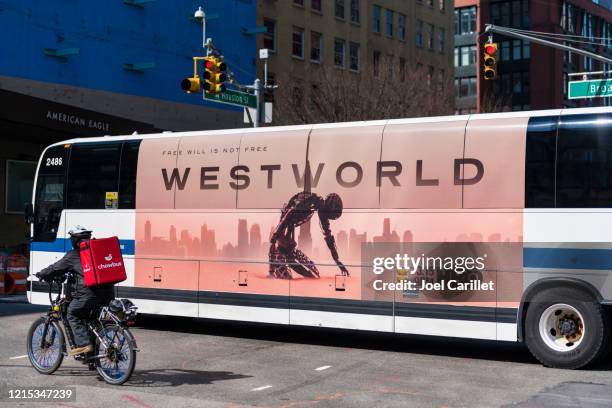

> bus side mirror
[24,203,34,224]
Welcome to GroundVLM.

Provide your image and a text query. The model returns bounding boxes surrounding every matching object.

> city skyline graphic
[137,216,521,262]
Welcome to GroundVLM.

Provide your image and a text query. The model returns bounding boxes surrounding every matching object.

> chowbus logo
[104,254,113,262]
[97,260,123,269]
[159,159,485,191]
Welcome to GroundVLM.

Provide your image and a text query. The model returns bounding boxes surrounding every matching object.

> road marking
[315,365,332,371]
[251,385,272,392]
[9,355,28,360]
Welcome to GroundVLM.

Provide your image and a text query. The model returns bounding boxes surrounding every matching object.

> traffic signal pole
[185,6,272,128]
[485,24,612,66]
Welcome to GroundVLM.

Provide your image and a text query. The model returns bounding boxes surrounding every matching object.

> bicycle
[27,272,139,385]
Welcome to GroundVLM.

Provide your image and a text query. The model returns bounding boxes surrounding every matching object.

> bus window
[66,142,122,209]
[119,140,141,209]
[557,114,612,208]
[525,115,557,208]
[33,145,68,242]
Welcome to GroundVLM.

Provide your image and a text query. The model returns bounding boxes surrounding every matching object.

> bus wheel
[524,287,609,369]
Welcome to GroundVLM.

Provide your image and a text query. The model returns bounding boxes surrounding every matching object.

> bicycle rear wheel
[27,317,64,374]
[95,324,136,385]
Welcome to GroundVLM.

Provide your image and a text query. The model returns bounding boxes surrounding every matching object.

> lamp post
[194,6,208,55]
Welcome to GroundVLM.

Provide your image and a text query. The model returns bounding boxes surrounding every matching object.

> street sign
[568,79,612,99]
[204,88,257,109]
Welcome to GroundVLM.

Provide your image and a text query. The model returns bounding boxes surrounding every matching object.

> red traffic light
[205,60,214,69]
[485,44,497,56]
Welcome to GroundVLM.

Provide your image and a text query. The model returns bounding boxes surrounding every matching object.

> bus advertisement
[27,107,612,369]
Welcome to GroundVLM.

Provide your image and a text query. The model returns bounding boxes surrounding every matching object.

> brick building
[454,0,612,113]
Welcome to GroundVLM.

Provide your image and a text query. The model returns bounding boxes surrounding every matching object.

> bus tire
[524,287,609,369]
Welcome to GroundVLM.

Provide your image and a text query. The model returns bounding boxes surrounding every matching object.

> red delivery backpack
[79,236,127,287]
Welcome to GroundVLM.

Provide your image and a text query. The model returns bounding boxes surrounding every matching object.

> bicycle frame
[41,279,139,361]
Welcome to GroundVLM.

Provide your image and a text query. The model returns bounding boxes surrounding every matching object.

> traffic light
[203,56,227,94]
[483,42,498,80]
[181,76,201,93]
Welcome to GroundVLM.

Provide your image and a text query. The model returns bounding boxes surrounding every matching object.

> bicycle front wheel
[95,324,136,385]
[27,317,64,374]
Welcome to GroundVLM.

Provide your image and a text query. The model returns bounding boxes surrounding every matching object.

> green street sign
[568,79,612,99]
[204,88,257,109]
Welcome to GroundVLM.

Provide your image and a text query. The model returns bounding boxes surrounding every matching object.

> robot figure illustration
[269,191,349,279]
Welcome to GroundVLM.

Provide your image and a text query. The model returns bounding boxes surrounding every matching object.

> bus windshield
[34,145,68,242]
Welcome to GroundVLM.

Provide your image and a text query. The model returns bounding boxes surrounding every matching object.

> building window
[398,13,406,41]
[427,23,435,50]
[512,40,522,60]
[350,0,360,23]
[455,45,476,66]
[491,0,529,29]
[312,0,322,12]
[438,27,445,53]
[416,19,423,47]
[263,19,276,51]
[5,160,36,214]
[457,76,477,97]
[501,41,511,60]
[335,0,345,19]
[292,27,304,58]
[311,31,322,62]
[294,0,304,6]
[454,6,476,35]
[399,58,406,81]
[512,72,522,93]
[386,9,394,37]
[334,38,345,67]
[373,50,380,76]
[373,5,381,33]
[349,42,360,71]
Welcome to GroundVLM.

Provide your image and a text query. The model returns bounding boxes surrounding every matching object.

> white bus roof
[48,106,612,148]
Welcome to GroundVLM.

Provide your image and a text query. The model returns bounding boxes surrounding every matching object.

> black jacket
[37,248,114,300]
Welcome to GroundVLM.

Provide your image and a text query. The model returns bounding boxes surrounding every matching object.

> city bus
[28,107,612,369]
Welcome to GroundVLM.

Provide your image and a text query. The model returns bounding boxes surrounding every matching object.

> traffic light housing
[203,56,227,94]
[181,76,201,93]
[483,42,498,80]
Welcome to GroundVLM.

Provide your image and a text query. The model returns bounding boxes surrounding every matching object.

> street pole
[254,78,261,128]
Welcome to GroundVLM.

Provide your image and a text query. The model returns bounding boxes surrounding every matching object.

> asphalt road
[1,297,612,408]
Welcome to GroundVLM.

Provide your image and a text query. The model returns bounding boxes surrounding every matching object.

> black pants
[67,291,97,347]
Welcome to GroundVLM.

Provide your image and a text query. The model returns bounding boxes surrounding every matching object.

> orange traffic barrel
[7,272,27,294]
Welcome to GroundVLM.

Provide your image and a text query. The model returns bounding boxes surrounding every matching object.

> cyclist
[36,226,115,355]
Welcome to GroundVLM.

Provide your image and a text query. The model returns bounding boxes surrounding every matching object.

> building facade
[454,0,612,114]
[257,0,454,121]
[0,1,257,252]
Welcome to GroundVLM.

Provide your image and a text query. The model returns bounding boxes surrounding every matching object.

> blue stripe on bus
[31,238,135,256]
[30,243,612,271]
[524,247,612,270]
